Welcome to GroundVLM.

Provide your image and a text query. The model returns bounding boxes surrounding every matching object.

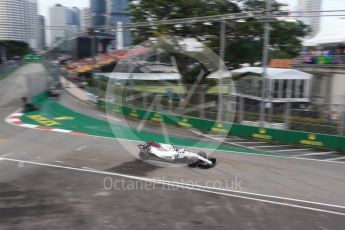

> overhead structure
[231,67,313,103]
[304,36,345,46]
[97,72,181,81]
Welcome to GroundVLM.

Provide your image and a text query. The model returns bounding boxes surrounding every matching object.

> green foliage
[130,0,310,68]
[0,40,32,59]
[130,0,240,44]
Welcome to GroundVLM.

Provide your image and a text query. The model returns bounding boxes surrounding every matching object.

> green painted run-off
[20,92,266,155]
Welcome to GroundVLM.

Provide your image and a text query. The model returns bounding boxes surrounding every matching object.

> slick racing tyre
[187,157,198,168]
[139,150,150,160]
[197,157,216,169]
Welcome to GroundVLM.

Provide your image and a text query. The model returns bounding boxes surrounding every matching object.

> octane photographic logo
[105,36,236,167]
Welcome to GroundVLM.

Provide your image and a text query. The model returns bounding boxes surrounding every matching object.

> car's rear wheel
[139,150,150,160]
[187,157,198,168]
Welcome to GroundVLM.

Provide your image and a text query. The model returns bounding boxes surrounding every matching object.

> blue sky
[38,0,345,39]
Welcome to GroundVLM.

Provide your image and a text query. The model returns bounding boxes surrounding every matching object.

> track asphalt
[1,63,345,229]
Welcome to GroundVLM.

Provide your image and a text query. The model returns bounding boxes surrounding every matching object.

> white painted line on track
[0,153,12,160]
[224,138,242,141]
[295,151,337,157]
[21,124,40,129]
[191,130,262,152]
[52,128,73,133]
[99,134,345,165]
[1,157,345,216]
[232,141,266,144]
[6,119,20,123]
[5,108,345,165]
[212,137,232,141]
[209,134,227,137]
[97,114,122,122]
[82,166,101,171]
[11,113,24,116]
[251,145,291,148]
[274,149,309,152]
[76,146,87,151]
[325,156,345,161]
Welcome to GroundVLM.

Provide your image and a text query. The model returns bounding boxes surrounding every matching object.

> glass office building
[0,0,39,49]
[91,0,132,47]
[107,0,132,47]
[91,0,107,27]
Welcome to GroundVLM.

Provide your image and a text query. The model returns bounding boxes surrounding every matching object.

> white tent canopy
[303,36,345,47]
[231,67,312,80]
[98,70,232,81]
[97,72,181,81]
[231,67,313,102]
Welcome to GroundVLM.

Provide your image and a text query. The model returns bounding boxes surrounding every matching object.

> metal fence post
[285,101,291,130]
[143,85,148,109]
[285,80,292,130]
[269,103,273,123]
[168,98,172,112]
[200,85,206,119]
[217,20,226,122]
[260,0,272,128]
[338,95,345,136]
[239,96,244,124]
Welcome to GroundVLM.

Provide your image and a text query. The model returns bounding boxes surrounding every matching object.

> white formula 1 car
[138,141,216,169]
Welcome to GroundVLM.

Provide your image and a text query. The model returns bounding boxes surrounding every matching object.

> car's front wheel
[139,150,150,160]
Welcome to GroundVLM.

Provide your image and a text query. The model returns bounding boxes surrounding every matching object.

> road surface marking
[251,145,290,148]
[1,157,345,216]
[82,167,101,171]
[212,137,231,141]
[21,124,40,129]
[76,146,87,151]
[231,141,266,144]
[274,149,309,152]
[51,128,73,133]
[325,156,345,161]
[97,114,122,122]
[92,135,345,165]
[5,109,345,165]
[295,151,337,157]
[54,116,75,121]
[0,153,12,160]
[11,113,24,117]
[191,130,261,152]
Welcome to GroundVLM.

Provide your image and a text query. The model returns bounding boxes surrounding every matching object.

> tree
[130,0,310,69]
[131,0,240,44]
[221,0,310,67]
[0,40,32,59]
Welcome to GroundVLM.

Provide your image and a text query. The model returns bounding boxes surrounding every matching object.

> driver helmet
[178,148,185,153]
